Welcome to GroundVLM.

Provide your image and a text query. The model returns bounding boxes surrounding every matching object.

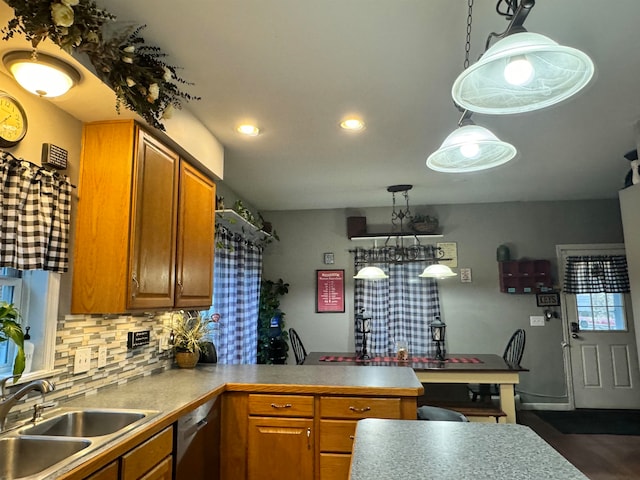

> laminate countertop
[13,364,423,479]
[350,419,588,480]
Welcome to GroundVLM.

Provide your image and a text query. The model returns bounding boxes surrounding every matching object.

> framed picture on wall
[536,292,560,307]
[316,269,345,313]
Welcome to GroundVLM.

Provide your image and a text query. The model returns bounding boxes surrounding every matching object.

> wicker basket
[410,218,439,234]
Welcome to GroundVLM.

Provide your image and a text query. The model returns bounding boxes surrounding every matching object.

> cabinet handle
[270,403,292,409]
[349,406,371,413]
[131,275,139,299]
[349,435,355,440]
[177,280,184,294]
[307,427,311,449]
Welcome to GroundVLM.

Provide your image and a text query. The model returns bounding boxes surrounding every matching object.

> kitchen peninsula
[350,419,588,480]
[10,364,422,480]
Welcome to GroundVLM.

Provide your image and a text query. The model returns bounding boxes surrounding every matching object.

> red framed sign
[316,269,345,313]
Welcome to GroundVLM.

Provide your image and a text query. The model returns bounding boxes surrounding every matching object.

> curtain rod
[1,149,77,188]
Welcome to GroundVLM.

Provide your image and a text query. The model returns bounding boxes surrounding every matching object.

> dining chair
[469,328,526,402]
[289,328,308,365]
[417,405,469,422]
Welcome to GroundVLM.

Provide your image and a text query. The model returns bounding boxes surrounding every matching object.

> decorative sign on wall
[437,242,458,268]
[316,269,345,313]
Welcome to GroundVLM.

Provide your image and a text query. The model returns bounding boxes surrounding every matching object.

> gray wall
[261,199,624,406]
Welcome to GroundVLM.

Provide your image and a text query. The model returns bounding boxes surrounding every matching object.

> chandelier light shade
[451,32,595,115]
[3,51,81,98]
[426,124,517,173]
[353,266,389,280]
[419,264,457,279]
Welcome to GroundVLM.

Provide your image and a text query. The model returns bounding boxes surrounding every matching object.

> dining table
[304,352,527,423]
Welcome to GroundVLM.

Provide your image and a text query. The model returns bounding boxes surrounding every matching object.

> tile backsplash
[6,312,174,420]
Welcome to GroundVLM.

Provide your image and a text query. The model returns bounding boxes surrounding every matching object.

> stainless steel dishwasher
[175,396,220,479]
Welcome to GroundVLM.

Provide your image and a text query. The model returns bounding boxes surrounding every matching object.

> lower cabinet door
[247,416,314,480]
[84,461,118,480]
[320,453,351,480]
[139,456,172,480]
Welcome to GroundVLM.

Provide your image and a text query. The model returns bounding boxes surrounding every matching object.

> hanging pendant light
[451,0,594,115]
[427,121,516,173]
[419,264,457,279]
[353,266,388,280]
[452,31,594,115]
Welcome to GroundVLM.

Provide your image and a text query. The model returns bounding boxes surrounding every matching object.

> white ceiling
[7,0,640,211]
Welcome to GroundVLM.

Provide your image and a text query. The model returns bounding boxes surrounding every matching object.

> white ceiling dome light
[452,31,595,115]
[3,50,81,98]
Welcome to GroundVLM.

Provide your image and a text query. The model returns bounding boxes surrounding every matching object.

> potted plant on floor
[169,311,212,368]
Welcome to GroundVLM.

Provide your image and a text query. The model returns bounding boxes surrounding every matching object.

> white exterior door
[558,244,640,409]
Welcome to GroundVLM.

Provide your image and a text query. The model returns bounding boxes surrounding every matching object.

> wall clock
[0,91,27,148]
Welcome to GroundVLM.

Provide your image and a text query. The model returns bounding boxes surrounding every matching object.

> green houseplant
[169,311,212,368]
[257,279,289,364]
[0,302,25,379]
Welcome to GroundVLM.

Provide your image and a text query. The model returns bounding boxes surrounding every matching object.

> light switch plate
[530,315,545,327]
[74,347,91,374]
[97,345,107,368]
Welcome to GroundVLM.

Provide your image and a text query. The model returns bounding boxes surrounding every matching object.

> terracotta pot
[175,350,199,368]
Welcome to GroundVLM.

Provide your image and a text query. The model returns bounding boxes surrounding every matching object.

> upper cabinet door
[128,130,180,310]
[175,161,215,308]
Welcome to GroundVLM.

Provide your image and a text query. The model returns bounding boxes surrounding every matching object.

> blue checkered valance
[563,255,630,294]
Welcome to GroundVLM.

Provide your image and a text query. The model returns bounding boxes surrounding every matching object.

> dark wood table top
[304,352,528,373]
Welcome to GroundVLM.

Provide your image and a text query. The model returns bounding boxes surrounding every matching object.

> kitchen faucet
[0,378,55,431]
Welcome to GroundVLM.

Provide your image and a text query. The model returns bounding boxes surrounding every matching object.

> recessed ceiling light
[340,118,365,132]
[236,124,260,136]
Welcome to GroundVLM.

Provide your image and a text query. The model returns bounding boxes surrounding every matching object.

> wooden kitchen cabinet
[221,392,416,480]
[72,120,215,314]
[84,461,118,480]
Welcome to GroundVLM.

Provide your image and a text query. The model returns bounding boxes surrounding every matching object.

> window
[0,268,58,379]
[0,268,22,375]
[576,292,626,331]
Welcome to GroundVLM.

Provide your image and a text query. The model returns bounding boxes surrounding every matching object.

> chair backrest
[289,328,307,365]
[503,329,526,366]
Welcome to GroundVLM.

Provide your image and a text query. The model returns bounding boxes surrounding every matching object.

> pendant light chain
[464,0,474,70]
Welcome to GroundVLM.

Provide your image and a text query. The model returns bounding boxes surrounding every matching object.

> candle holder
[355,309,371,360]
[430,317,447,361]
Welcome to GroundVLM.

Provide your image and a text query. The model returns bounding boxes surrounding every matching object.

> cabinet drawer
[248,394,314,417]
[320,453,351,480]
[320,396,401,419]
[121,427,173,480]
[319,420,356,453]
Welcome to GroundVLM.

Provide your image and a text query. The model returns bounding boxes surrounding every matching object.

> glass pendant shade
[426,124,516,173]
[451,32,595,115]
[419,264,457,279]
[353,266,388,280]
[3,51,81,98]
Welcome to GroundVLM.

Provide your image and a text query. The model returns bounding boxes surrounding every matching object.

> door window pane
[576,293,627,331]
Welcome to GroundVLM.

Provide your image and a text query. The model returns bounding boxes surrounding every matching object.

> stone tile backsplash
[6,312,174,420]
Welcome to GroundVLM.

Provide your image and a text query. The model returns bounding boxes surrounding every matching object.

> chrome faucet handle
[32,401,57,422]
[0,375,21,400]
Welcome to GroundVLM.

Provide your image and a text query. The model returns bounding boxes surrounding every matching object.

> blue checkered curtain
[0,152,72,273]
[563,255,630,293]
[354,247,441,357]
[202,226,262,364]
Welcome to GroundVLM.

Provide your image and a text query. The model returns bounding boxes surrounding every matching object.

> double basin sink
[0,408,159,479]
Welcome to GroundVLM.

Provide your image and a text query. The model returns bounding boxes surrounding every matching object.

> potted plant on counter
[168,311,212,368]
[0,302,25,380]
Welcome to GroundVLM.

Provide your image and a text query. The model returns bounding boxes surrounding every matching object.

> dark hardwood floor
[518,410,640,480]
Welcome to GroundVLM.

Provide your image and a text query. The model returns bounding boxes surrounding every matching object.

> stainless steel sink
[0,436,91,479]
[20,409,150,437]
[0,407,160,479]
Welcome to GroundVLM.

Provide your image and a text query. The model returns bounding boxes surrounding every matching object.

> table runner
[319,355,482,364]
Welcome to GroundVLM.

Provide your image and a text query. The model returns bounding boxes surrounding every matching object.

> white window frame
[0,270,58,383]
